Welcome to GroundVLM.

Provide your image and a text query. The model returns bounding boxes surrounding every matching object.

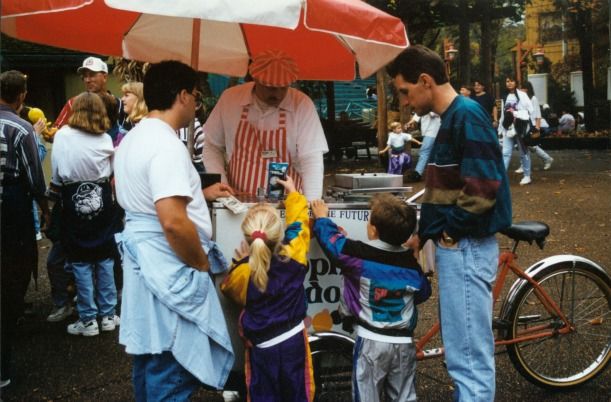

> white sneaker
[222,391,241,402]
[36,232,43,241]
[543,158,554,170]
[514,166,524,174]
[519,176,532,186]
[101,315,120,332]
[47,304,74,322]
[67,319,99,336]
[0,378,11,388]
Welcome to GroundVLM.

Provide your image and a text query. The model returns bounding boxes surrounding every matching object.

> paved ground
[1,148,610,401]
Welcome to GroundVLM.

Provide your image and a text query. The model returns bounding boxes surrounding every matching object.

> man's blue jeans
[47,242,71,307]
[415,135,436,176]
[435,235,498,402]
[133,351,200,402]
[70,258,116,322]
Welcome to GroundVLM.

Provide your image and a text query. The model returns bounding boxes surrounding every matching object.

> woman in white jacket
[498,76,534,185]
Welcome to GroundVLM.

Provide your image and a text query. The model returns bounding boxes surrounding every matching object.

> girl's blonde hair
[121,81,148,124]
[241,204,284,292]
[68,92,110,135]
[389,121,402,131]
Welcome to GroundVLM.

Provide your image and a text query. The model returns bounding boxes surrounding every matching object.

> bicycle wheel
[506,262,611,388]
[310,336,354,402]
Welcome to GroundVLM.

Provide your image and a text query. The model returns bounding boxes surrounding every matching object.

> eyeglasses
[189,90,203,110]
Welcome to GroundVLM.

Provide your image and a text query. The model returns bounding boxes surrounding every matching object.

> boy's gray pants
[353,336,417,402]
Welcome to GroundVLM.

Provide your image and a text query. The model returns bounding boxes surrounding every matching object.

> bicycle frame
[415,243,575,361]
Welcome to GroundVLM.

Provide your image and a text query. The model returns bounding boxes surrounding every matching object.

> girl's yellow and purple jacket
[221,192,310,345]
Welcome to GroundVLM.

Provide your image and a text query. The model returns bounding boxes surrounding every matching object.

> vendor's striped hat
[249,50,299,87]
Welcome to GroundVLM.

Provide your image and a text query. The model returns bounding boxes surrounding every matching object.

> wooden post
[376,70,388,151]
[515,40,522,87]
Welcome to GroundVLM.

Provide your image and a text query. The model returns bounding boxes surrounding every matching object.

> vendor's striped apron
[227,105,302,195]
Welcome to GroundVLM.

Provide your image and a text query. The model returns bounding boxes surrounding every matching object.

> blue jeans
[47,242,71,307]
[133,351,200,402]
[435,236,498,402]
[502,135,531,177]
[415,135,436,176]
[70,258,116,322]
[528,145,552,163]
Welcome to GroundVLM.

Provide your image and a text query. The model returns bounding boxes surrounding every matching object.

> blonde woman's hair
[389,121,402,131]
[121,81,148,123]
[241,204,284,292]
[68,92,110,135]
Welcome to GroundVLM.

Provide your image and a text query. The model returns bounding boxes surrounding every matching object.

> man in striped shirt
[0,70,50,387]
[387,46,511,402]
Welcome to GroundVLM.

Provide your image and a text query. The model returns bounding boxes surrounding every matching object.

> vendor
[202,50,328,200]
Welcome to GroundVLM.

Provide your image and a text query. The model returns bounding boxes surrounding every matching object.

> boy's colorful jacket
[314,218,431,335]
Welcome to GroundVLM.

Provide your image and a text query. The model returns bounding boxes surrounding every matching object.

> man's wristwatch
[441,232,457,245]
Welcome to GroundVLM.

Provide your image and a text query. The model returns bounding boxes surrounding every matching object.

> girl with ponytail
[221,176,314,402]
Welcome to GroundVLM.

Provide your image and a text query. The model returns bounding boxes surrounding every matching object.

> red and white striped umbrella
[1,0,409,80]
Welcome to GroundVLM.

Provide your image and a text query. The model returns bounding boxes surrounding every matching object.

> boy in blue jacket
[312,194,430,402]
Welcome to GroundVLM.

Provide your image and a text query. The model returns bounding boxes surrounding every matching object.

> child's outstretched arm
[311,199,347,259]
[277,176,310,264]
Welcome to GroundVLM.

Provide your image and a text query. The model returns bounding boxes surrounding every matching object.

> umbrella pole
[376,70,388,151]
[187,19,201,159]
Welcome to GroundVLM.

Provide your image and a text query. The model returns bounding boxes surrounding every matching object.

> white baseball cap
[77,57,108,74]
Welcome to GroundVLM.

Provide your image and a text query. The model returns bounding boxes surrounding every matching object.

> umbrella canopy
[1,0,408,81]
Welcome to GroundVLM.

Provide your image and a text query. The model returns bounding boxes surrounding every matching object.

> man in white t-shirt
[114,61,233,399]
[203,50,328,199]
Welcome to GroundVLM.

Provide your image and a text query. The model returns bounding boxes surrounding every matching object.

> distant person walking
[516,81,553,173]
[499,76,534,185]
[472,79,498,128]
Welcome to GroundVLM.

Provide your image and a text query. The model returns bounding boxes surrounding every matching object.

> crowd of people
[1,44,559,402]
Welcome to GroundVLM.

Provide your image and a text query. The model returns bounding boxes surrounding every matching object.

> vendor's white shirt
[203,82,328,197]
[387,132,413,148]
[51,126,113,184]
[114,118,212,237]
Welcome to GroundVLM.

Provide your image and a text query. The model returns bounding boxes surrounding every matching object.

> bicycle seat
[500,221,550,248]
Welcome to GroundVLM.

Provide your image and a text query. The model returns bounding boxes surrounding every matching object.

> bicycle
[308,221,611,401]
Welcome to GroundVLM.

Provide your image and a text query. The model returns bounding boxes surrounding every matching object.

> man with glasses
[114,60,234,399]
[177,90,205,172]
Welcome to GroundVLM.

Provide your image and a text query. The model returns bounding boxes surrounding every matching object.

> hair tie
[251,230,268,241]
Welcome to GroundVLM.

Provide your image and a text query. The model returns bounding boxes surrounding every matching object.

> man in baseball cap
[203,49,328,200]
[77,57,109,97]
[54,56,111,127]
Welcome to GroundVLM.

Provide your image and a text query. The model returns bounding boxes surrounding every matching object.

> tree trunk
[458,0,471,86]
[575,9,595,131]
[479,0,492,90]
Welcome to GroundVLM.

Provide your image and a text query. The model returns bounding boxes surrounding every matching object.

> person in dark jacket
[387,45,512,402]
